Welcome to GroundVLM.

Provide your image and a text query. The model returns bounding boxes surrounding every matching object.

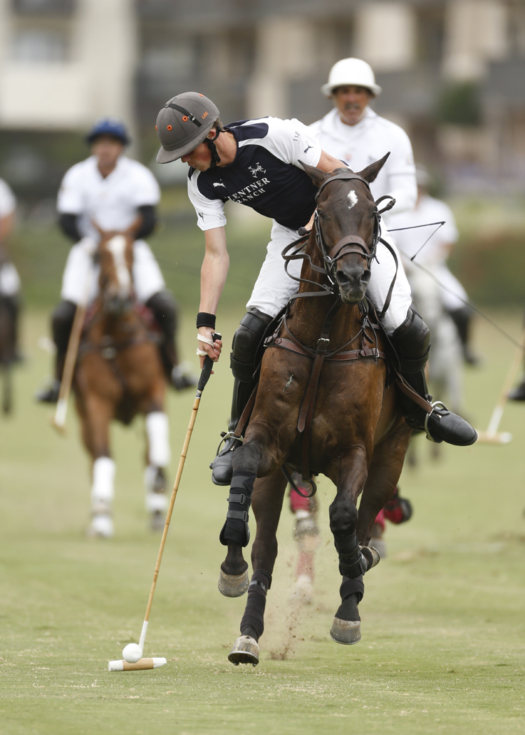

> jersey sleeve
[0,180,16,218]
[262,118,322,169]
[187,171,227,231]
[57,165,85,214]
[439,202,459,244]
[131,165,161,207]
[383,126,417,215]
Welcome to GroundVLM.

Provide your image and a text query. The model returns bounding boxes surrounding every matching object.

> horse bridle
[282,170,398,317]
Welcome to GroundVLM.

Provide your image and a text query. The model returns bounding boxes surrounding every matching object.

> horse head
[302,154,389,305]
[93,217,141,315]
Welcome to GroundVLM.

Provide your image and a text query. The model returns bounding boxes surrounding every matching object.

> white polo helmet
[321,58,382,98]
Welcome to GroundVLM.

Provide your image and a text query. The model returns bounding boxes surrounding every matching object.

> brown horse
[74,225,170,537]
[219,157,413,665]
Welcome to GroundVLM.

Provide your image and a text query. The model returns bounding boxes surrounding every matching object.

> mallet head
[108,657,167,672]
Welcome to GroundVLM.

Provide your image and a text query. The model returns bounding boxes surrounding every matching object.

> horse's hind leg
[228,468,288,666]
[356,423,412,547]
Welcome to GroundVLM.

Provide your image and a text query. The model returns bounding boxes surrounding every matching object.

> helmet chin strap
[205,128,221,168]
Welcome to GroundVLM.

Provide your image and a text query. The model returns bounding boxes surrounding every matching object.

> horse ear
[357,153,390,184]
[299,160,331,189]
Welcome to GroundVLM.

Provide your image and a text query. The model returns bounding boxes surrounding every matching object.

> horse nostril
[335,270,351,287]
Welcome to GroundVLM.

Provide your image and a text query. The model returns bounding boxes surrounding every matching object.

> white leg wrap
[145,412,171,468]
[144,465,168,512]
[91,457,116,505]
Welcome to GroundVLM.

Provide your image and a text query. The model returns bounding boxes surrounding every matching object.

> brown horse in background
[219,157,413,665]
[74,224,170,537]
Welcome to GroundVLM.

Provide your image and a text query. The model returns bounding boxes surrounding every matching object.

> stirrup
[424,400,447,443]
[215,430,244,456]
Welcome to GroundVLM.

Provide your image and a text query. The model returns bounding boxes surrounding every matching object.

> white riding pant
[61,239,165,306]
[0,262,20,296]
[247,221,412,334]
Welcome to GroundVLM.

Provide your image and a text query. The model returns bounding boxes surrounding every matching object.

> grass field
[1,309,524,735]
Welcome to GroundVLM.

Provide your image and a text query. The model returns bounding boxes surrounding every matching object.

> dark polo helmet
[156,92,220,164]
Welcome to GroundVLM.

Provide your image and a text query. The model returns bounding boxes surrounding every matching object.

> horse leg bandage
[240,570,272,641]
[340,576,364,605]
[334,531,368,579]
[219,471,255,547]
[91,457,115,506]
[145,412,171,468]
[144,466,168,513]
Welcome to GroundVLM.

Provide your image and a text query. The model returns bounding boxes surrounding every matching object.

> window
[11,27,69,62]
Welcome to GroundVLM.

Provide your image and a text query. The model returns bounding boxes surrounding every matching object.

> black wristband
[196,312,216,329]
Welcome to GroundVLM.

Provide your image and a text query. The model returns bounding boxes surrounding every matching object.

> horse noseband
[328,235,371,263]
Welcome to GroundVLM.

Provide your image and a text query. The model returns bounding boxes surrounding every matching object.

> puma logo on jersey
[304,144,314,154]
[249,163,266,178]
[213,182,226,188]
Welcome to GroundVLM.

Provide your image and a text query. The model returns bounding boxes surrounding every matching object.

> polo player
[36,117,195,403]
[0,177,21,360]
[155,92,477,486]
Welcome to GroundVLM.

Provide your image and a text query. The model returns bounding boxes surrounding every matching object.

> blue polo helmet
[86,118,130,146]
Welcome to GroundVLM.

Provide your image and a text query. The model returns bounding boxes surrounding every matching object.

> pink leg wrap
[289,487,311,513]
[373,508,386,532]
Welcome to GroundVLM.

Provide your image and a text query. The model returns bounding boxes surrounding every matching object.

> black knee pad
[230,308,273,382]
[391,308,431,373]
[51,300,76,353]
[146,291,177,335]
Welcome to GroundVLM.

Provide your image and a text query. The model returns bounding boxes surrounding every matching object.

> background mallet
[476,327,525,445]
[51,275,93,434]
[108,333,221,672]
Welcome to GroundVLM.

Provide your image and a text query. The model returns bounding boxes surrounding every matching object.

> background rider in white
[389,164,481,366]
[155,92,477,493]
[310,57,417,226]
[36,118,195,403]
[0,177,21,361]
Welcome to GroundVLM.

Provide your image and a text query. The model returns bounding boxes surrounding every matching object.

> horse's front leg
[80,393,115,538]
[329,445,378,646]
[218,425,284,597]
[228,467,288,666]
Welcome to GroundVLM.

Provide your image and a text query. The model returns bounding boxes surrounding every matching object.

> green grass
[0,309,525,734]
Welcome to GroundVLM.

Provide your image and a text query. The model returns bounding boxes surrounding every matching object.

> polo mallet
[51,275,93,434]
[476,327,525,445]
[109,333,221,672]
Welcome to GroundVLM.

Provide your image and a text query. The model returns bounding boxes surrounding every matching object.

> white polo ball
[122,643,142,663]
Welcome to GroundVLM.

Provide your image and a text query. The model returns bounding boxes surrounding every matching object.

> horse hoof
[218,569,249,597]
[228,635,259,666]
[87,514,114,539]
[289,574,314,604]
[360,544,381,570]
[369,537,387,558]
[330,617,361,645]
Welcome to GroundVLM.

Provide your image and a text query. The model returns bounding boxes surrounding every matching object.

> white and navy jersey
[57,155,160,240]
[187,117,322,232]
[0,178,16,218]
[310,107,416,217]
